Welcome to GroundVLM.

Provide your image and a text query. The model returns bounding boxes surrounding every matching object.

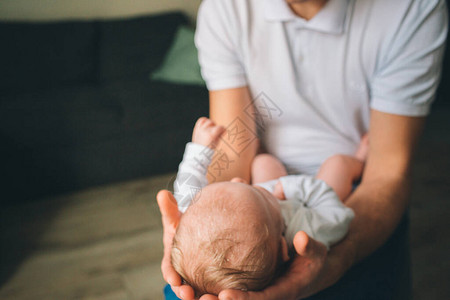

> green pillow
[150,25,205,86]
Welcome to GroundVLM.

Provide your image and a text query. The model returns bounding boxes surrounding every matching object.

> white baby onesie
[255,177,354,250]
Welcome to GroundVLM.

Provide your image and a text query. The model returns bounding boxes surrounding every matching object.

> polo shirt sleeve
[370,0,448,116]
[195,0,247,91]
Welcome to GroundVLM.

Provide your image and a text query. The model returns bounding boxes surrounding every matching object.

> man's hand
[157,194,329,300]
[157,190,196,300]
[196,231,328,300]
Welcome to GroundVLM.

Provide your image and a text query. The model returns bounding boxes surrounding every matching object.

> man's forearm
[320,174,410,290]
[207,87,258,183]
[322,110,424,286]
[208,136,258,183]
[336,175,410,266]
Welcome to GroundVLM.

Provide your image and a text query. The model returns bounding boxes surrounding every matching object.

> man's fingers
[293,231,327,259]
[171,285,186,300]
[171,285,181,298]
[200,294,219,300]
[219,289,250,300]
[162,258,182,286]
[158,189,183,288]
[157,190,180,225]
[168,283,195,300]
[157,189,178,213]
[216,233,328,300]
[219,284,295,300]
[179,285,196,300]
[161,235,182,287]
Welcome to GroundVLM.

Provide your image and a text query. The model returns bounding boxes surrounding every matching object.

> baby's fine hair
[171,222,283,297]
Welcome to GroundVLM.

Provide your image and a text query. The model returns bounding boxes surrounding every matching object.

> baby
[171,117,367,297]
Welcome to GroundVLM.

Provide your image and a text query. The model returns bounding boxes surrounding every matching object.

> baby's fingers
[211,125,226,139]
[195,117,209,128]
[199,117,214,128]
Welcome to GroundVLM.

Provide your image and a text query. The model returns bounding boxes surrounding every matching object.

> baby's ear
[280,237,290,262]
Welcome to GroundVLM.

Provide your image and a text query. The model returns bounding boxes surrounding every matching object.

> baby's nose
[230,177,247,184]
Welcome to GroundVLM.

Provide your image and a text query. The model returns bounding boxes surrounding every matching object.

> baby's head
[171,180,289,297]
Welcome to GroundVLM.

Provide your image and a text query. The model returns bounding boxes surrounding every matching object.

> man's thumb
[293,231,327,259]
[157,190,179,219]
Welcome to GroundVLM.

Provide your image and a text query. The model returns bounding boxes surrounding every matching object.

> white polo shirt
[195,0,448,175]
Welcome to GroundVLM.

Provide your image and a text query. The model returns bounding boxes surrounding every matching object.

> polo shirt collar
[264,0,350,34]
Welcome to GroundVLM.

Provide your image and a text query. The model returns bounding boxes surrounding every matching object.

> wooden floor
[0,174,175,300]
[0,107,449,300]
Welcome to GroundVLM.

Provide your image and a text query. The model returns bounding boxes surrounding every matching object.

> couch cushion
[0,86,124,148]
[0,80,208,200]
[0,79,208,148]
[150,25,205,86]
[98,12,188,82]
[0,21,97,94]
[102,79,209,133]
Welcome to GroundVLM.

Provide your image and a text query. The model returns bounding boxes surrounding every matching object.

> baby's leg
[316,135,369,202]
[355,134,369,161]
[251,153,288,184]
[316,155,364,202]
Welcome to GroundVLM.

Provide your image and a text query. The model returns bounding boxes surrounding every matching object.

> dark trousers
[306,214,411,300]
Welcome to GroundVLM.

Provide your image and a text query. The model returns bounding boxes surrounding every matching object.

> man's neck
[286,0,328,20]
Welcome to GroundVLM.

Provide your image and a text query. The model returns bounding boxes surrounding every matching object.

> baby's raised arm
[173,117,225,212]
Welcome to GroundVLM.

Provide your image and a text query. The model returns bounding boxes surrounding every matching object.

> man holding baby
[159,0,448,299]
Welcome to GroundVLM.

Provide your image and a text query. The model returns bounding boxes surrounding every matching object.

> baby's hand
[192,117,225,149]
[273,180,286,200]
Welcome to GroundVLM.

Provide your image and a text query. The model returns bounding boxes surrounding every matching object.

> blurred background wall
[0,0,202,21]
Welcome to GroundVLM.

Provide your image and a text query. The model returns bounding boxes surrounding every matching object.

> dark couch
[0,12,209,202]
[1,9,449,204]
